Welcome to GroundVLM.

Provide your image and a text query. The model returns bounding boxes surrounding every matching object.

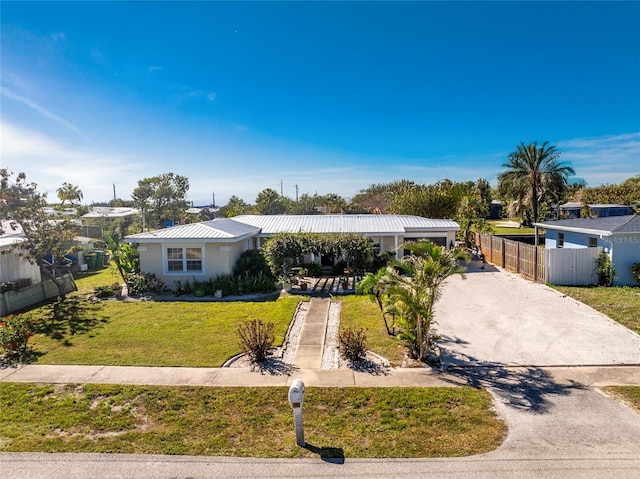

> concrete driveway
[435,261,640,367]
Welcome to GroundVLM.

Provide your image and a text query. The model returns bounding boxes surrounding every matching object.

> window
[165,246,203,273]
[589,237,598,248]
[557,233,564,248]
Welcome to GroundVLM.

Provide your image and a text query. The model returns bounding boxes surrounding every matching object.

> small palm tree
[498,141,574,224]
[56,182,83,206]
[357,267,396,335]
[383,242,467,361]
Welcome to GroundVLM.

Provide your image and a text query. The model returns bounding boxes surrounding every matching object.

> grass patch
[340,296,407,366]
[27,296,300,367]
[73,267,122,294]
[552,285,640,334]
[600,386,640,413]
[0,383,505,457]
[486,219,536,236]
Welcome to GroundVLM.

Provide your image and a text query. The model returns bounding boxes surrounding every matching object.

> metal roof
[83,207,139,219]
[126,214,459,243]
[125,218,260,242]
[534,215,640,235]
[232,214,459,235]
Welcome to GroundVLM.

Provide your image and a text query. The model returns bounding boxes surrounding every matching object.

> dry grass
[0,383,505,458]
[600,386,640,413]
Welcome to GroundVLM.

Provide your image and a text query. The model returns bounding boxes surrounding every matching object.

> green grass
[340,296,408,366]
[600,386,640,413]
[486,219,536,235]
[27,296,300,367]
[552,285,640,334]
[0,383,505,457]
[73,267,122,294]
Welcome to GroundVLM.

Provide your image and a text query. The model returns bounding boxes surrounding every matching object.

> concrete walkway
[292,297,330,369]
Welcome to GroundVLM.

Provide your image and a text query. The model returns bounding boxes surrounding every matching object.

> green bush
[126,272,164,295]
[0,314,39,362]
[596,252,616,286]
[632,263,640,285]
[338,327,368,362]
[237,319,275,363]
[233,249,274,280]
[94,285,116,298]
[303,262,323,277]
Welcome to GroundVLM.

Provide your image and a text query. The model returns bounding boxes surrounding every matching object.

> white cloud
[558,133,640,186]
[206,92,217,102]
[49,32,66,42]
[0,86,87,140]
[1,122,147,203]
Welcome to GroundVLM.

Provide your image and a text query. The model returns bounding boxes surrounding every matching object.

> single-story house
[0,221,42,287]
[125,214,460,284]
[559,202,634,219]
[534,215,640,286]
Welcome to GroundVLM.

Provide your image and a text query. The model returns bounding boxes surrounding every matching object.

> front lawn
[27,296,300,367]
[552,285,640,334]
[340,296,408,366]
[0,383,505,458]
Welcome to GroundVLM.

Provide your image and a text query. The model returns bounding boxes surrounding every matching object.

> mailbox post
[288,379,306,447]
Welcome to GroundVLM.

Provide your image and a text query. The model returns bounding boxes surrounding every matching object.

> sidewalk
[2,363,640,387]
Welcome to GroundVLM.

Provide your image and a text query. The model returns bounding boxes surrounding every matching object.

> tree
[377,242,467,361]
[131,173,189,230]
[498,141,575,224]
[0,170,80,300]
[255,188,285,215]
[388,182,458,218]
[223,195,253,217]
[56,182,83,206]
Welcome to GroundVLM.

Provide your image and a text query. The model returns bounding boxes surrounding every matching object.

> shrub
[93,285,115,298]
[303,262,323,277]
[596,251,616,286]
[0,314,39,362]
[632,263,640,285]
[126,272,163,295]
[338,327,368,362]
[237,319,275,363]
[233,249,274,280]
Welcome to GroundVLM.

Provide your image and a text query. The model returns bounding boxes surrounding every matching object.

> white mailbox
[288,378,305,408]
[288,379,306,446]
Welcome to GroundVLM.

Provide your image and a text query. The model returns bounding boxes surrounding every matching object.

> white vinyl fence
[545,247,602,286]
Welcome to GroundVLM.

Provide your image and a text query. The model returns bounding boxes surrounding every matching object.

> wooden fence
[1,273,77,315]
[474,233,546,283]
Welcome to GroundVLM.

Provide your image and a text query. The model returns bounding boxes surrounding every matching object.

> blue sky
[1,1,639,206]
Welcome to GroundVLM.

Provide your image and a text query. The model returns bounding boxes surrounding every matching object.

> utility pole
[113,183,116,201]
[295,184,299,203]
[212,191,216,207]
[280,180,284,197]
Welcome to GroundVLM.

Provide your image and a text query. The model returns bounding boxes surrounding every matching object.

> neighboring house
[489,200,503,219]
[559,202,633,219]
[535,215,640,286]
[81,207,139,239]
[125,214,460,284]
[0,221,41,286]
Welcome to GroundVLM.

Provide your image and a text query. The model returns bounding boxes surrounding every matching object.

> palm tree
[498,141,575,224]
[56,182,83,206]
[382,242,467,361]
[356,267,395,335]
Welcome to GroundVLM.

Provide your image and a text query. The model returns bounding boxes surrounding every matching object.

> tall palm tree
[382,242,467,361]
[498,141,575,224]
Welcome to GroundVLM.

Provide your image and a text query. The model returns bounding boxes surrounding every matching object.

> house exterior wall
[544,230,640,286]
[137,239,251,287]
[0,248,42,284]
[544,230,608,249]
[609,234,640,286]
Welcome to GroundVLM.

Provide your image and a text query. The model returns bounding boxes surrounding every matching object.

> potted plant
[300,282,308,291]
[339,275,349,290]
